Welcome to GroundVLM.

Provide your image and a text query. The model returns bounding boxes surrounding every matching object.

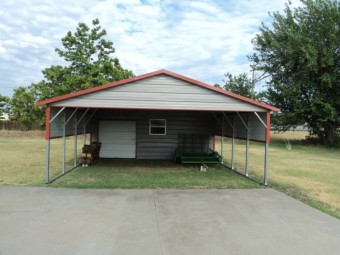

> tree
[0,93,10,120]
[215,72,259,99]
[251,0,340,144]
[11,19,133,128]
[11,87,44,128]
[34,18,134,101]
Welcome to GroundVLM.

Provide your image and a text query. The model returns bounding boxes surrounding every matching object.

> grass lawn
[50,160,260,189]
[0,130,339,218]
[0,130,259,189]
[215,131,340,219]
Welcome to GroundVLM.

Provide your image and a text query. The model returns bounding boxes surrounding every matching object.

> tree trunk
[323,121,338,145]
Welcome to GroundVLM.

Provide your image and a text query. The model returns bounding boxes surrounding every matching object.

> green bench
[175,134,222,165]
[176,149,222,164]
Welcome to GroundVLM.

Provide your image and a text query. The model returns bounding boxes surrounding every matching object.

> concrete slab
[0,186,339,255]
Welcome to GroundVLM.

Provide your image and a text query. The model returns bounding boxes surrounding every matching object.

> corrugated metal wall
[50,74,265,112]
[49,108,267,158]
[216,112,267,142]
[49,108,95,138]
[93,109,216,159]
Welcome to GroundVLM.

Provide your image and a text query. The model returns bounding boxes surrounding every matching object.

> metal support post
[77,109,90,145]
[221,121,224,164]
[74,114,78,167]
[45,140,50,183]
[221,112,234,170]
[231,115,235,170]
[245,114,250,176]
[83,118,87,145]
[264,143,269,185]
[236,112,249,174]
[62,111,66,174]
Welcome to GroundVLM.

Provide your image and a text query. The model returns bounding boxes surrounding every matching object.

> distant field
[0,130,339,218]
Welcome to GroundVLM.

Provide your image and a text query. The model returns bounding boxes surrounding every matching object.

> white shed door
[99,121,136,158]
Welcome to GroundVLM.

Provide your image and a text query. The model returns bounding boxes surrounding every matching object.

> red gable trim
[36,69,280,112]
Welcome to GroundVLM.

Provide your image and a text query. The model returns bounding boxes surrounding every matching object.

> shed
[37,69,280,184]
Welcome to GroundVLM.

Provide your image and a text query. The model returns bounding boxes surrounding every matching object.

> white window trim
[149,119,166,135]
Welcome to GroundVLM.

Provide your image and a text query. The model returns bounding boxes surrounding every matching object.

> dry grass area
[215,131,340,218]
[0,136,44,185]
[0,130,44,138]
[0,133,86,185]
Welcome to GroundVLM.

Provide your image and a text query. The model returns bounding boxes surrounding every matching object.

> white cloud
[0,0,302,96]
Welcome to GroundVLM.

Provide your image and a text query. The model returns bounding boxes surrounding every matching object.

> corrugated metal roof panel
[50,75,267,112]
[37,70,279,112]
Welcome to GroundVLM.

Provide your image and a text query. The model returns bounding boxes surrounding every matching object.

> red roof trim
[44,105,268,113]
[36,69,280,112]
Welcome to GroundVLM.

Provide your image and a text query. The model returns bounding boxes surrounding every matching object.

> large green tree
[11,19,133,128]
[11,87,44,128]
[34,18,133,100]
[251,0,340,144]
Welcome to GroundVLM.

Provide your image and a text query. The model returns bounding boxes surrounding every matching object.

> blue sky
[0,0,301,97]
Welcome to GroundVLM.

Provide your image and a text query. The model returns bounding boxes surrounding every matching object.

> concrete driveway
[0,186,339,255]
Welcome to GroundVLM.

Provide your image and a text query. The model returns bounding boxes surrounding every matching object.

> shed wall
[50,74,266,112]
[93,110,216,159]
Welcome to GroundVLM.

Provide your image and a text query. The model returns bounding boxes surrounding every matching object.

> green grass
[0,131,259,189]
[49,160,260,189]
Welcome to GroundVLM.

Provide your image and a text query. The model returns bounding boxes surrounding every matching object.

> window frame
[149,119,167,135]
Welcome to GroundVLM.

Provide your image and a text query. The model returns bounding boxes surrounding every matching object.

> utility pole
[250,62,256,99]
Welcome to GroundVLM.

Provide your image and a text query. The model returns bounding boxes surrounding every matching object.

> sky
[0,0,302,97]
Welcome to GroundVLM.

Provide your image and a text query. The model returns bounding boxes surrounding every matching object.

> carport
[36,69,279,184]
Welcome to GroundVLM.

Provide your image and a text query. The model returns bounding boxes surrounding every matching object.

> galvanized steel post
[236,112,249,175]
[231,137,235,169]
[45,140,50,184]
[74,114,78,167]
[221,119,224,164]
[83,119,86,145]
[231,115,235,170]
[245,114,249,177]
[62,111,66,174]
[264,143,269,185]
[45,107,51,184]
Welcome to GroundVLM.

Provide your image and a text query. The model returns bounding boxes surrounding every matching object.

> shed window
[149,119,166,135]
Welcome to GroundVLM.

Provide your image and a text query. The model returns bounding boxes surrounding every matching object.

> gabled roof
[36,69,280,112]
